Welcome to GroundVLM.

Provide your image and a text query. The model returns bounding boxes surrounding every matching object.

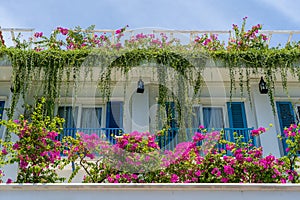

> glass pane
[203,107,224,128]
[192,106,201,128]
[80,107,102,128]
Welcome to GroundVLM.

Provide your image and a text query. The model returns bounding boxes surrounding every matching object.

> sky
[1,0,300,45]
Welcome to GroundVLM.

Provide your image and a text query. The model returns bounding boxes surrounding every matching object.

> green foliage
[0,18,300,134]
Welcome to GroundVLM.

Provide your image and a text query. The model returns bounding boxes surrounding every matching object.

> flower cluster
[34,32,43,38]
[115,131,159,153]
[281,124,300,174]
[8,17,273,52]
[228,16,268,50]
[124,32,180,49]
[194,34,225,51]
[251,126,267,136]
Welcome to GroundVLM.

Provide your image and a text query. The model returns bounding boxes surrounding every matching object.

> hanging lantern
[259,77,268,94]
[137,79,144,93]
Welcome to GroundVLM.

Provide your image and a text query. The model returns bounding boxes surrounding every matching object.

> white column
[252,84,281,157]
[131,86,149,132]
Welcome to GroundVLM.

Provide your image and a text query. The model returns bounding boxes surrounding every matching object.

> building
[1,27,300,158]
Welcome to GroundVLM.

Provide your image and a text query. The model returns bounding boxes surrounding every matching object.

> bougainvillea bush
[0,98,72,183]
[64,126,299,183]
[1,99,299,183]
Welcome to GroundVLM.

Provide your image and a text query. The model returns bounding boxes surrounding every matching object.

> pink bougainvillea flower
[34,32,43,38]
[170,174,179,183]
[86,153,95,159]
[192,132,205,142]
[221,177,229,183]
[199,125,205,129]
[12,143,19,150]
[251,127,266,136]
[1,148,8,155]
[6,178,12,184]
[195,170,202,177]
[224,165,234,175]
[115,29,121,34]
[57,27,68,35]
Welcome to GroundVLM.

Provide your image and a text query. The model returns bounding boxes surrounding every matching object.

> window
[203,107,224,128]
[192,102,248,129]
[81,107,102,128]
[192,105,225,129]
[58,105,103,129]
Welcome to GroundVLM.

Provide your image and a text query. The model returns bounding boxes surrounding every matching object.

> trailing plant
[0,17,300,138]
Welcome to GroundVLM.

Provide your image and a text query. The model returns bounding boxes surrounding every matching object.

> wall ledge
[1,183,300,191]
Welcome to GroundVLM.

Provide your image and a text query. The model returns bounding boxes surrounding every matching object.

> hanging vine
[0,18,300,142]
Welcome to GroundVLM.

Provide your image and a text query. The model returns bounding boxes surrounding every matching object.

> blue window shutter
[227,102,247,128]
[276,102,295,155]
[106,101,123,128]
[0,101,4,120]
[276,102,295,131]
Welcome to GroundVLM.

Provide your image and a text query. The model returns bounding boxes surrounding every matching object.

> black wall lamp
[259,77,268,94]
[137,78,144,93]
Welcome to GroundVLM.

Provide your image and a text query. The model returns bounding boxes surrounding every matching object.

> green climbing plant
[0,18,300,141]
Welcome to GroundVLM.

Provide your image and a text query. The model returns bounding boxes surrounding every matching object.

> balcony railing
[60,127,124,144]
[156,127,256,151]
[60,127,256,150]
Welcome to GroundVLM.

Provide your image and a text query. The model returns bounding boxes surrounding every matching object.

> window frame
[56,104,105,129]
[192,104,227,129]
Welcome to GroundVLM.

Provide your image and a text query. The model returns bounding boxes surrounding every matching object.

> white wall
[251,83,281,157]
[0,184,300,200]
